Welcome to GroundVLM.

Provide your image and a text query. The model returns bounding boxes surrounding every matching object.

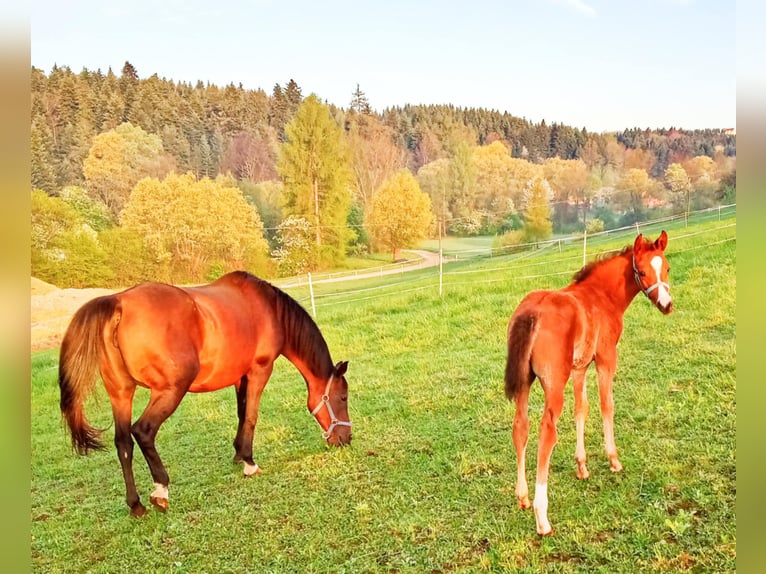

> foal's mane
[572,245,632,283]
[232,271,333,378]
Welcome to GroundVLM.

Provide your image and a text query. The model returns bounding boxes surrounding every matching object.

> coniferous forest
[31,62,736,287]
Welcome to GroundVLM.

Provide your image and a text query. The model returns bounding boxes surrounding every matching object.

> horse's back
[512,288,593,372]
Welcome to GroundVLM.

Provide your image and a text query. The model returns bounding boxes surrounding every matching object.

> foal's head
[632,230,673,315]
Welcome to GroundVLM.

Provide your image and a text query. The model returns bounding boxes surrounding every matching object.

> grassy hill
[31,212,735,572]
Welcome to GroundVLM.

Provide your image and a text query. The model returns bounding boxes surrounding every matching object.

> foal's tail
[504,313,537,400]
[58,295,118,454]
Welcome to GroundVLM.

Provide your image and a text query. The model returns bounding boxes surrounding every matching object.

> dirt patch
[31,277,115,352]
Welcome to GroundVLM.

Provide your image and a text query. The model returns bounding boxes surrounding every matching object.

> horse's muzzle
[658,300,673,315]
[328,429,352,447]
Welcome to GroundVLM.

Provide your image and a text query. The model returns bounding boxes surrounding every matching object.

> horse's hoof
[576,463,590,480]
[130,503,147,518]
[537,527,554,536]
[609,459,623,473]
[150,496,168,512]
[517,495,531,510]
[243,462,261,477]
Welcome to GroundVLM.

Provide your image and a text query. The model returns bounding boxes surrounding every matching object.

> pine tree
[31,118,57,193]
[350,84,371,114]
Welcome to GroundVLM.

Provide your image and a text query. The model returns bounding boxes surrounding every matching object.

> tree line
[31,62,736,288]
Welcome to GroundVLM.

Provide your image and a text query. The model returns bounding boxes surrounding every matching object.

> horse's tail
[504,313,538,400]
[58,295,118,454]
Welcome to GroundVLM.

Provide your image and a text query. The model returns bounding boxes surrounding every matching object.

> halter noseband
[310,374,352,440]
[632,254,669,299]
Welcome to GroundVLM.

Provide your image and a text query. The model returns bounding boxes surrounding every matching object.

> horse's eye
[341,396,347,402]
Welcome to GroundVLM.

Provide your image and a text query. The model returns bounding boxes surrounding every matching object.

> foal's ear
[334,361,349,377]
[633,233,644,253]
[654,230,668,251]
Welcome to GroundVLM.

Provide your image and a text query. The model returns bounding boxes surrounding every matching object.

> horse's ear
[633,234,644,254]
[334,361,348,377]
[654,230,668,251]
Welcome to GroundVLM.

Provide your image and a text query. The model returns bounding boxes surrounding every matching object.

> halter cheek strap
[310,374,352,440]
[632,255,670,298]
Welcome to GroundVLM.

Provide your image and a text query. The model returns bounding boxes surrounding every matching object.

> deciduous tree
[120,173,271,280]
[521,176,553,243]
[367,169,432,261]
[82,122,172,216]
[664,163,691,214]
[346,113,407,214]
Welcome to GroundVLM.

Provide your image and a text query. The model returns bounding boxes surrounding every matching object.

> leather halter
[632,254,669,299]
[310,374,352,440]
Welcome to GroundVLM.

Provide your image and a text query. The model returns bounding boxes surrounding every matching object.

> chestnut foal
[505,232,672,535]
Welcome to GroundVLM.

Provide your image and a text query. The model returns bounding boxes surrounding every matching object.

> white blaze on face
[651,256,672,308]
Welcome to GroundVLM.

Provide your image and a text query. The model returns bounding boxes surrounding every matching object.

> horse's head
[310,361,352,447]
[632,230,673,315]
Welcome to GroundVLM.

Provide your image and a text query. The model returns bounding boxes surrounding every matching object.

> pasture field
[31,214,735,573]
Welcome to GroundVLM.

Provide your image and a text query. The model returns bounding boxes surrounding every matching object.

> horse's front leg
[595,353,622,473]
[232,375,248,463]
[235,363,273,477]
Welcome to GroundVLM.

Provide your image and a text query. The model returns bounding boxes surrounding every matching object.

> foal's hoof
[150,496,169,512]
[609,458,623,473]
[517,495,531,510]
[130,503,147,518]
[576,462,590,480]
[537,527,554,537]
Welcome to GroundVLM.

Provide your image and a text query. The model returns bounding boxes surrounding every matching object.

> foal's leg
[235,363,273,477]
[131,386,190,512]
[595,354,622,473]
[572,368,590,479]
[512,383,532,509]
[232,375,248,462]
[533,380,566,536]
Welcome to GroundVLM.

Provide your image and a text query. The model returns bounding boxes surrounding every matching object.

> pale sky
[30,0,736,133]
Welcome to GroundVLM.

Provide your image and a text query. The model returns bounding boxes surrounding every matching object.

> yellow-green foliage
[31,189,114,287]
[120,172,271,280]
[367,169,433,260]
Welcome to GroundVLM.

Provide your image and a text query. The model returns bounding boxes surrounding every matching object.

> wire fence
[280,204,736,315]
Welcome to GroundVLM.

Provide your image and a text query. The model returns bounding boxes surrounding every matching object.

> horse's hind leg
[232,375,248,462]
[572,368,590,479]
[131,385,190,512]
[512,383,532,509]
[105,382,145,516]
[596,354,622,473]
[533,379,566,536]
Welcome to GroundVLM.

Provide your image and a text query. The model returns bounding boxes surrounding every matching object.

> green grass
[419,235,496,256]
[31,215,735,573]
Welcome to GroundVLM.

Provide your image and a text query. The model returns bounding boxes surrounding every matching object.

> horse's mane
[572,245,632,283]
[230,271,333,378]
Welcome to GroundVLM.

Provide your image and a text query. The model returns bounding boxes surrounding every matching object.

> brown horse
[59,271,352,517]
[505,231,672,535]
